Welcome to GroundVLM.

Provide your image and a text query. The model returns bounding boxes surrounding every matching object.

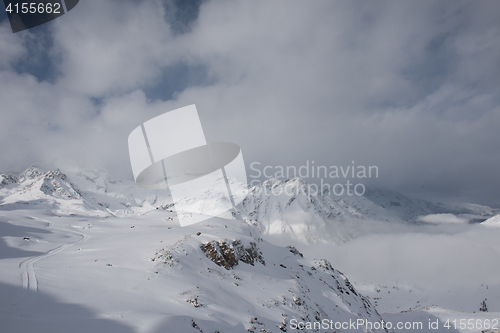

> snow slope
[0,201,391,332]
[482,214,500,226]
[237,178,404,245]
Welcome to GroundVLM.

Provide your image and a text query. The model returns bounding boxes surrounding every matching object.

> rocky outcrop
[201,240,265,270]
[0,174,17,188]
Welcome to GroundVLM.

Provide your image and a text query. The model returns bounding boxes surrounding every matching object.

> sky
[0,0,499,207]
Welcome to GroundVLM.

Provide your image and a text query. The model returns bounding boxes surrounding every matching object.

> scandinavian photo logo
[128,105,248,227]
[3,0,80,33]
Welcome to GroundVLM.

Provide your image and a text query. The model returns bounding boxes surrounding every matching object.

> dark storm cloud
[0,0,499,206]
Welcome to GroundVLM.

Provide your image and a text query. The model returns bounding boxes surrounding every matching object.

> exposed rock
[201,240,265,270]
[0,174,17,188]
[18,166,43,181]
[286,246,303,257]
[37,169,82,199]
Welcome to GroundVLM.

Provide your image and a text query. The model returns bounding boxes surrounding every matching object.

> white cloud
[304,223,500,291]
[417,213,468,224]
[0,0,500,205]
[52,0,181,96]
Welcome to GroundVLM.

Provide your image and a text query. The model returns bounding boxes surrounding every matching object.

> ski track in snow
[3,216,90,316]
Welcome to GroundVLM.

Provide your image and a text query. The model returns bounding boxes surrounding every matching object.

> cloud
[0,22,28,69]
[52,0,182,96]
[303,223,500,291]
[417,213,468,224]
[0,0,499,206]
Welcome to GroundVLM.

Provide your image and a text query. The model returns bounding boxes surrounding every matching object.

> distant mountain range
[0,167,496,245]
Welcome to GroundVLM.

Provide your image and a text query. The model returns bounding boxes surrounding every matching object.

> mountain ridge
[0,167,496,244]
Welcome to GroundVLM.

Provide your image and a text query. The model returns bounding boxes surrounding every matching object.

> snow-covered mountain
[0,168,394,332]
[1,166,499,332]
[0,167,174,217]
[1,166,82,200]
[1,167,496,245]
[237,178,404,244]
[482,213,500,226]
[236,178,496,244]
[69,167,173,216]
[146,218,392,332]
[0,167,108,217]
[0,169,428,245]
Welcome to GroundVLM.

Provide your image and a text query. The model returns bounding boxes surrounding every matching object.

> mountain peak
[18,166,43,181]
[3,167,82,200]
[37,169,82,199]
